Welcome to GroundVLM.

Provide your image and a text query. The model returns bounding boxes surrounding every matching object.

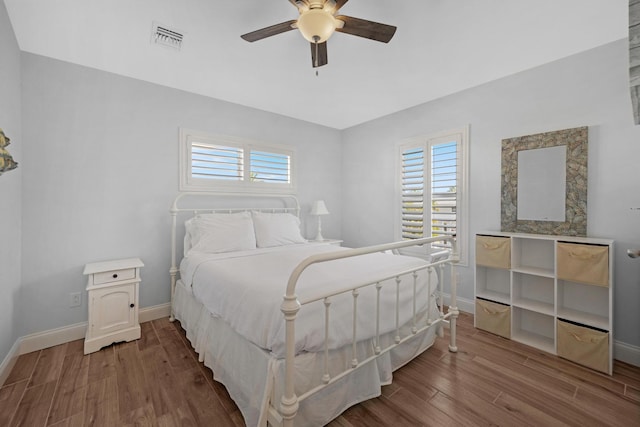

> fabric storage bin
[475,298,511,338]
[476,235,511,269]
[557,243,609,287]
[557,319,609,374]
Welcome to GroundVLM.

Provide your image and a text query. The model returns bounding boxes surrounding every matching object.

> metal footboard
[276,236,459,426]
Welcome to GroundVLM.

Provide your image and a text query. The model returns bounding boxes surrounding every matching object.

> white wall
[18,53,342,337]
[0,1,22,364]
[341,39,640,348]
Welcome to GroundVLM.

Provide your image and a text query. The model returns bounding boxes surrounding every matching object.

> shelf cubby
[512,307,555,354]
[557,280,609,330]
[511,236,555,276]
[512,272,554,316]
[475,266,510,304]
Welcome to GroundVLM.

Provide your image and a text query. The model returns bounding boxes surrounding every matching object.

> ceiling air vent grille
[152,22,184,50]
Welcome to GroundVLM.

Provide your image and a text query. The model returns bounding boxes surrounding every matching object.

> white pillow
[186,212,256,255]
[252,211,306,248]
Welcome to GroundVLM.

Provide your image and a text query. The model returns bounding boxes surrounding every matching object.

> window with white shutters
[398,127,468,263]
[180,129,295,193]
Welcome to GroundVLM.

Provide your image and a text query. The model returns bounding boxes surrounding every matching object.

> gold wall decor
[501,126,588,236]
[0,128,18,175]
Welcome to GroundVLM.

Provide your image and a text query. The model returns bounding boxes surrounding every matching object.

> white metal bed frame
[169,192,459,426]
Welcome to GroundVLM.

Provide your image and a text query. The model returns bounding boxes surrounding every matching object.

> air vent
[151,22,184,50]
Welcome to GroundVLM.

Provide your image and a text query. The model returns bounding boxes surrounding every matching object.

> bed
[169,192,459,426]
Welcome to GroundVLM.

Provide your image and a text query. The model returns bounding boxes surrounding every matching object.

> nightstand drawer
[93,268,136,285]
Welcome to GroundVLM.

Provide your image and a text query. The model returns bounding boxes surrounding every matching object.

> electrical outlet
[70,292,81,307]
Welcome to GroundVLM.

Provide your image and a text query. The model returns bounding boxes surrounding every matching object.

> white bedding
[173,278,439,427]
[180,243,437,358]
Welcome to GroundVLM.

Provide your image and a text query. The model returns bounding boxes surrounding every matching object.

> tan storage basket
[557,320,609,374]
[557,243,609,287]
[476,235,511,269]
[475,298,511,338]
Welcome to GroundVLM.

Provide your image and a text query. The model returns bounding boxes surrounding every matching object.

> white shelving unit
[474,232,614,374]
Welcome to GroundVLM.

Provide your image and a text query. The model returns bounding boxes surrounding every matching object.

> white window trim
[395,126,469,266]
[179,128,297,194]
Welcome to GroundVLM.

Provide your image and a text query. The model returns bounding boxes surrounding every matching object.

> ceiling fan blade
[334,0,349,12]
[241,20,297,42]
[288,0,306,11]
[335,15,396,43]
[310,41,328,68]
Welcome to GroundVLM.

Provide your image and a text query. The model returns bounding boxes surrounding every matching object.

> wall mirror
[517,145,566,221]
[501,126,588,236]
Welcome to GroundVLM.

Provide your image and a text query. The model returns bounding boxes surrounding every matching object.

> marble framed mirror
[501,126,588,236]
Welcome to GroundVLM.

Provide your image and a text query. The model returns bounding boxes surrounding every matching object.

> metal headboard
[168,192,300,320]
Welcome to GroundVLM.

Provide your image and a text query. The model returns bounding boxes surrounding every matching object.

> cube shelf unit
[474,232,614,374]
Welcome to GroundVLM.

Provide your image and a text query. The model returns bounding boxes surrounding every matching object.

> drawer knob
[130,303,135,308]
[112,273,118,279]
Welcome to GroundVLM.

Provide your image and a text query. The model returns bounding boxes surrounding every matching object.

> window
[397,127,468,264]
[180,128,295,193]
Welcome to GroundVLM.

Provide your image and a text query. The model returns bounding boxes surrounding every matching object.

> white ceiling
[4,0,629,130]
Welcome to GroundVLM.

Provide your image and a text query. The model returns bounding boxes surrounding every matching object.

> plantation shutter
[191,143,244,181]
[401,147,425,239]
[249,150,291,184]
[401,140,458,246]
[180,128,296,193]
[431,141,458,248]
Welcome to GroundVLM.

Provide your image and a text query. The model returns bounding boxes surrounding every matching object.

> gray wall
[18,53,342,337]
[341,39,640,348]
[0,2,22,363]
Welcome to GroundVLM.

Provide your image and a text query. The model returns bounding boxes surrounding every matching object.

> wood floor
[1,311,639,426]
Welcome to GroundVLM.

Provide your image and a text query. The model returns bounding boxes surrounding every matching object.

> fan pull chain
[314,35,320,76]
[314,40,319,67]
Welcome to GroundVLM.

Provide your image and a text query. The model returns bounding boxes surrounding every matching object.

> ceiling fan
[241,0,397,68]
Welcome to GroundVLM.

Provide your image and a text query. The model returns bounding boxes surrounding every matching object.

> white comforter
[180,243,437,358]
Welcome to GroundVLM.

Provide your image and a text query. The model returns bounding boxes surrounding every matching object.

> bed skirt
[173,279,439,426]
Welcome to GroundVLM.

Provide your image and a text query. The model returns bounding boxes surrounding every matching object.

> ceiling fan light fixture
[297,9,336,43]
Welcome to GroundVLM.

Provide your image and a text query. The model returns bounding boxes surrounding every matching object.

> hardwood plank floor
[1,311,638,426]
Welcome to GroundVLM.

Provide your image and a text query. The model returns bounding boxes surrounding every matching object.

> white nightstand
[83,257,144,354]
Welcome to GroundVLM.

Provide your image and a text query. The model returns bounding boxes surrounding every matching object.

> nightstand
[83,257,144,354]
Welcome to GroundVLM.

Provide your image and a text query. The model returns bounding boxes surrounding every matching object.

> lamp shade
[310,200,329,216]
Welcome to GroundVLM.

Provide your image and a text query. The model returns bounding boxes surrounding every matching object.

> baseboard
[139,303,171,323]
[0,303,171,385]
[614,340,640,367]
[19,322,87,355]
